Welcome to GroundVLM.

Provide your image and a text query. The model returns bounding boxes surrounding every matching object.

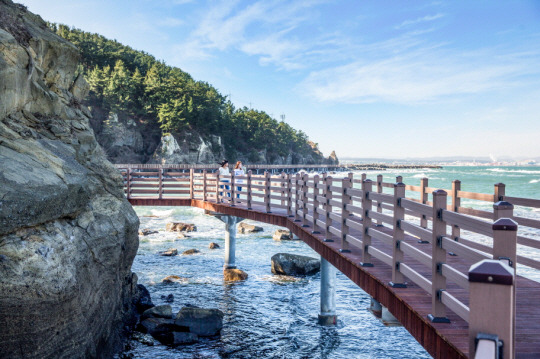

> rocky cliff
[0,1,140,358]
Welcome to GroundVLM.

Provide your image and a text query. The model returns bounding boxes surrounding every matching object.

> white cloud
[159,17,184,27]
[396,13,445,29]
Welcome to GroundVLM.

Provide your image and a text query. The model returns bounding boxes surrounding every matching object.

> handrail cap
[469,259,513,285]
[432,189,447,196]
[493,201,513,210]
[492,218,518,231]
[394,182,405,187]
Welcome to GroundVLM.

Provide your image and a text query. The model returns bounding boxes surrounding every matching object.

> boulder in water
[162,275,188,284]
[182,249,200,255]
[238,222,263,233]
[273,229,294,241]
[134,284,154,313]
[142,305,173,320]
[209,242,220,249]
[158,248,178,256]
[139,228,158,236]
[166,222,197,232]
[175,307,224,336]
[223,268,248,282]
[271,253,320,276]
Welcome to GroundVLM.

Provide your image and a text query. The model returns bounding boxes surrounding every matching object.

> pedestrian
[233,161,245,199]
[218,160,230,201]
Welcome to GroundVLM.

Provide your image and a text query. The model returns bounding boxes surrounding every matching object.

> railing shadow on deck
[116,164,540,359]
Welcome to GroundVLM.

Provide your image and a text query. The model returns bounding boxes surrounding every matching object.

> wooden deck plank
[128,197,540,359]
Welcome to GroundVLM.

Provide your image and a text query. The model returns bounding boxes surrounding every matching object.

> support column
[318,257,337,325]
[216,215,242,269]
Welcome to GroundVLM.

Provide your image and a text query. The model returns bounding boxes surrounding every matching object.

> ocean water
[121,166,540,359]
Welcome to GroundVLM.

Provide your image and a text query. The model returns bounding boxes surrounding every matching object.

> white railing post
[360,178,373,266]
[281,172,286,207]
[246,170,252,210]
[420,177,428,228]
[230,171,236,206]
[494,183,506,203]
[429,189,449,323]
[390,182,406,287]
[340,173,353,252]
[376,174,383,226]
[302,173,309,227]
[265,171,271,213]
[189,168,194,199]
[451,180,461,240]
[469,259,515,359]
[294,173,302,222]
[287,173,293,217]
[312,174,321,234]
[324,176,333,242]
[202,170,207,201]
[216,172,221,203]
[126,167,132,200]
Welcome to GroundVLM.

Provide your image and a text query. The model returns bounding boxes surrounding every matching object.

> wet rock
[158,248,178,256]
[161,294,174,303]
[132,332,155,346]
[139,228,158,236]
[162,275,187,284]
[271,253,320,276]
[134,284,154,312]
[238,222,263,234]
[176,232,190,239]
[172,332,199,346]
[175,307,224,337]
[138,318,180,336]
[273,229,294,241]
[142,305,173,320]
[166,222,197,232]
[182,249,200,255]
[223,268,248,282]
[208,242,220,249]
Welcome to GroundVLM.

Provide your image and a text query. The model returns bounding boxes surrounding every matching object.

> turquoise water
[121,166,539,359]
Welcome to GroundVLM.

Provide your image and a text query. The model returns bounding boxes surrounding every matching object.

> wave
[530,179,540,184]
[487,168,540,175]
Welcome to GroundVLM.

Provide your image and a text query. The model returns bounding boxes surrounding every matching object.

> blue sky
[19,0,540,160]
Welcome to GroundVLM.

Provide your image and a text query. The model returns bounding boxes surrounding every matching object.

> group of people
[218,160,245,199]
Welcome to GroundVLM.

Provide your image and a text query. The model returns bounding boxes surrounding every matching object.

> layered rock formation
[0,1,140,358]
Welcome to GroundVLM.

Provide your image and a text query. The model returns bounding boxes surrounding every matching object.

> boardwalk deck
[128,196,540,359]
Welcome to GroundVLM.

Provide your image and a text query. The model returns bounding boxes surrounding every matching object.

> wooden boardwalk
[121,166,540,359]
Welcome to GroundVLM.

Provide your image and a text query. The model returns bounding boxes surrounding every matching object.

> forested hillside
[49,24,334,164]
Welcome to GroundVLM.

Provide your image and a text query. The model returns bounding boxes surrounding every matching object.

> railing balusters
[189,168,194,199]
[312,174,320,234]
[294,173,301,222]
[390,182,406,287]
[286,173,293,217]
[420,177,428,228]
[494,182,505,202]
[360,178,373,266]
[339,173,353,252]
[246,170,252,210]
[376,174,383,226]
[429,189,449,323]
[325,176,333,242]
[216,172,220,203]
[265,171,271,213]
[451,180,460,240]
[126,167,131,200]
[230,171,236,206]
[302,173,309,227]
[202,170,207,201]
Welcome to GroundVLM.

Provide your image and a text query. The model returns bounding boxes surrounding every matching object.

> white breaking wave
[530,179,540,184]
[488,168,540,175]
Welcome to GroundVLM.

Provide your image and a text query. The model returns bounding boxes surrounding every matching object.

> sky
[18,0,540,160]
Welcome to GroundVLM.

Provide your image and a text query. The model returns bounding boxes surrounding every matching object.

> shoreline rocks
[209,242,220,249]
[158,248,178,256]
[182,249,200,255]
[273,229,295,241]
[271,253,321,276]
[223,268,248,282]
[175,307,224,337]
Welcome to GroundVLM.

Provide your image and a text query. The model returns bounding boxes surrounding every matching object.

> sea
[120,166,540,359]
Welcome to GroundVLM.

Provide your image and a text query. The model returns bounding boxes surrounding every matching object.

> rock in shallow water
[182,248,200,255]
[161,294,174,303]
[134,284,155,312]
[158,248,178,256]
[166,222,197,232]
[209,242,220,249]
[238,222,263,233]
[223,268,248,282]
[174,307,224,337]
[271,253,320,276]
[139,228,158,236]
[273,229,294,241]
[142,305,173,320]
[162,275,188,284]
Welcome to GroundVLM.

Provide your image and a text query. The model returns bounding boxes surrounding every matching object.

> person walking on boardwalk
[218,160,230,201]
[233,161,245,199]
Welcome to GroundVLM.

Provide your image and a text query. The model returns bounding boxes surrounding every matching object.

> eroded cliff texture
[0,1,140,358]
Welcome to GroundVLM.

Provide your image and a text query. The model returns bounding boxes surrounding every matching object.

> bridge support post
[369,298,382,318]
[318,257,337,325]
[216,215,242,269]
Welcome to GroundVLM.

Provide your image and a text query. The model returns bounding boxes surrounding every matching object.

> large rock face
[151,132,224,164]
[0,1,139,358]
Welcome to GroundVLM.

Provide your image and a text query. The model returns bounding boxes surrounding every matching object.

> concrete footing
[381,306,402,326]
[369,298,382,318]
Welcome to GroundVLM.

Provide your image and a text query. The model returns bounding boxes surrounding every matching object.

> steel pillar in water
[318,257,337,325]
[215,215,242,269]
